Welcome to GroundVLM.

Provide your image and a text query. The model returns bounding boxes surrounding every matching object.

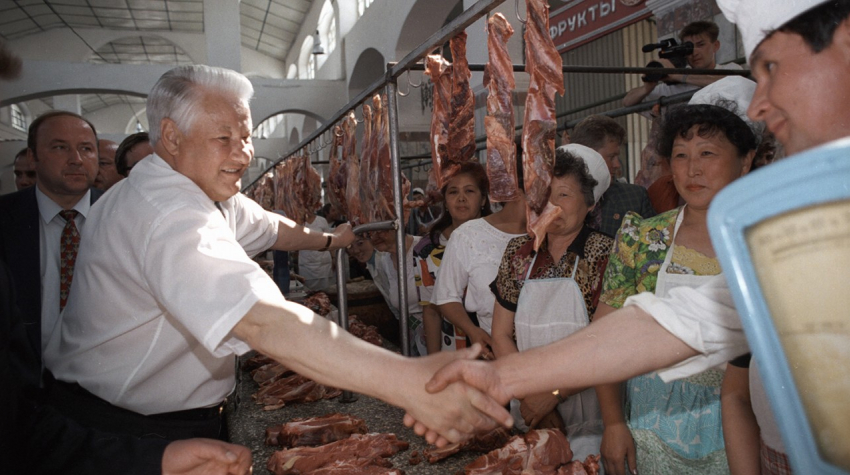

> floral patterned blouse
[600,208,678,308]
[491,226,613,318]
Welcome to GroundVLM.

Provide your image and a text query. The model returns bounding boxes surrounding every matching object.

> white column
[204,0,242,71]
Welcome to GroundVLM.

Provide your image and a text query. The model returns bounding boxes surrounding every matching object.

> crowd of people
[1,0,846,473]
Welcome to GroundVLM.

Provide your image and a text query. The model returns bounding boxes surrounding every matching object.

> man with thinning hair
[0,111,102,389]
[571,115,656,236]
[45,65,509,444]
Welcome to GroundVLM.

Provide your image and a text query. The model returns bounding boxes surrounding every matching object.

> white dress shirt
[624,273,749,381]
[35,186,92,352]
[45,153,282,415]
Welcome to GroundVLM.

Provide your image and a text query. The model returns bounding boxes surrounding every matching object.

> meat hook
[516,0,527,24]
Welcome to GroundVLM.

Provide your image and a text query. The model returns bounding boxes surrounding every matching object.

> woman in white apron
[594,102,757,475]
[490,144,612,464]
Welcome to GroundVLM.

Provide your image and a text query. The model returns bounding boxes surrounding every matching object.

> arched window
[10,104,26,132]
[318,0,337,58]
[307,54,316,79]
[357,0,374,17]
[298,35,315,79]
[327,17,337,54]
[287,64,298,79]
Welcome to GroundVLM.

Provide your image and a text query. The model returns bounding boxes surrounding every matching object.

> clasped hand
[402,343,514,445]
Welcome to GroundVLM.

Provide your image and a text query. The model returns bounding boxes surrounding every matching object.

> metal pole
[386,80,410,357]
[335,219,395,403]
[334,247,357,403]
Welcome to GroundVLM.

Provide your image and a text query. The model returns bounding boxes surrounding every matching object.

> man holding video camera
[623,21,743,111]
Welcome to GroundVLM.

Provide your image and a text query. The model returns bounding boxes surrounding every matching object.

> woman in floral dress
[594,103,758,475]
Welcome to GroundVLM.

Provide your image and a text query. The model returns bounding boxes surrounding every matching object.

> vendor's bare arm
[270,216,355,251]
[231,299,512,444]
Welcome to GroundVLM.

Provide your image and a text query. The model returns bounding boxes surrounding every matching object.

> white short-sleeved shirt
[432,219,524,334]
[44,154,283,415]
[624,273,749,381]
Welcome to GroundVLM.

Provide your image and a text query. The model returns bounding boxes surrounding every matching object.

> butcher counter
[227,350,484,474]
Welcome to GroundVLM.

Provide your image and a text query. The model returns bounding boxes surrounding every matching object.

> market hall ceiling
[0,0,316,63]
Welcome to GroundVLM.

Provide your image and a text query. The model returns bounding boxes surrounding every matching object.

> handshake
[399,343,517,447]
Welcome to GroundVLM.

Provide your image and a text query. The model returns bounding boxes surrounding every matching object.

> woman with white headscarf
[594,85,758,475]
[490,144,612,463]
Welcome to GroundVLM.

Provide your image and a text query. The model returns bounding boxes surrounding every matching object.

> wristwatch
[552,389,567,404]
[319,234,333,252]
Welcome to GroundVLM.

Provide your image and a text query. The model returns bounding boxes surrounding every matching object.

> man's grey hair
[146,65,254,146]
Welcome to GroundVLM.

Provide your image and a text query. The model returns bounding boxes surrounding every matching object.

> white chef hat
[688,76,764,137]
[717,0,828,58]
[556,143,611,204]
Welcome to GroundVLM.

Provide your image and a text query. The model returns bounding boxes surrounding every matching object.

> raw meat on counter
[253,373,342,411]
[348,315,383,347]
[251,361,293,386]
[302,291,332,317]
[422,426,512,463]
[556,454,601,474]
[521,0,565,250]
[241,353,276,373]
[266,432,409,475]
[309,463,405,475]
[484,13,521,203]
[464,428,572,474]
[265,413,368,448]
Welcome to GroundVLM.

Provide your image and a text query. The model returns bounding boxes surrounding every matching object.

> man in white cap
[417,0,850,470]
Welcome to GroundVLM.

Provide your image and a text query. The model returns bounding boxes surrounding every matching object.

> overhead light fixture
[312,30,325,55]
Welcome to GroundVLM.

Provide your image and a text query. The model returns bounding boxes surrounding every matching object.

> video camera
[641,38,695,83]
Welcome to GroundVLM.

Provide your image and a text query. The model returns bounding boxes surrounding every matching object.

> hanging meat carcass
[298,154,323,221]
[484,13,521,203]
[448,31,476,164]
[522,0,565,250]
[342,112,364,225]
[424,53,452,201]
[251,172,275,210]
[372,93,414,224]
[359,103,376,223]
[327,125,347,219]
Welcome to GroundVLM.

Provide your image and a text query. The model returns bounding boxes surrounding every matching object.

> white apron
[510,251,605,464]
[654,207,717,302]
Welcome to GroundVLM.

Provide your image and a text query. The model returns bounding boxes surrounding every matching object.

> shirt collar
[35,186,92,225]
[540,225,593,259]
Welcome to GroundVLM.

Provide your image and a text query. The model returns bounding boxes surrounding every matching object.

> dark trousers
[46,379,227,441]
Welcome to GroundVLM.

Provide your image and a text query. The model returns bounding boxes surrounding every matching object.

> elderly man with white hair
[419,0,850,471]
[43,65,510,449]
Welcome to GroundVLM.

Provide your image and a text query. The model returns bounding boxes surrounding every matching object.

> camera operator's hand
[657,58,685,84]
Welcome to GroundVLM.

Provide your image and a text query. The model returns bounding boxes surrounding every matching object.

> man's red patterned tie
[59,210,80,311]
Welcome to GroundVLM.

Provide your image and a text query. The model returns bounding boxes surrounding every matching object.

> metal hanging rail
[246,0,507,367]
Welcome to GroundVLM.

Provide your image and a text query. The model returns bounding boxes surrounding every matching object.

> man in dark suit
[0,110,103,389]
[571,115,656,236]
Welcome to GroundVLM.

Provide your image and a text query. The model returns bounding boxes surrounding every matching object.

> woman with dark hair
[432,148,528,359]
[413,162,492,354]
[489,144,613,463]
[595,103,756,475]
